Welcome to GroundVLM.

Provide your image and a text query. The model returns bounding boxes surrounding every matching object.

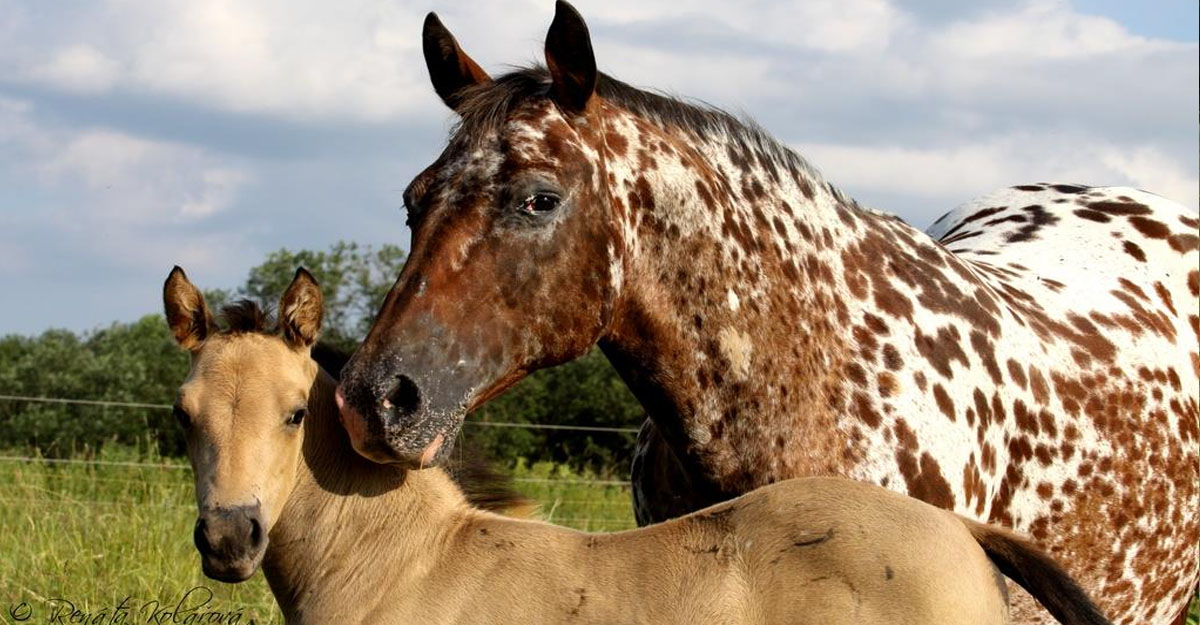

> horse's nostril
[387,375,421,417]
[249,517,263,548]
[194,518,211,554]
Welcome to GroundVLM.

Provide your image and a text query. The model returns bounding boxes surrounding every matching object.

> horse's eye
[402,197,419,228]
[173,405,191,429]
[287,409,307,427]
[520,193,561,215]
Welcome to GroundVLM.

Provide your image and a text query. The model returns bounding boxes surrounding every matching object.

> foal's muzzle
[194,503,266,583]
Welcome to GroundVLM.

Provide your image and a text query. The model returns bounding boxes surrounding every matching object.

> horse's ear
[163,266,214,352]
[423,12,490,111]
[278,268,323,349]
[545,0,596,115]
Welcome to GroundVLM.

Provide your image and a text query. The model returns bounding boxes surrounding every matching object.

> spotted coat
[341,7,1199,624]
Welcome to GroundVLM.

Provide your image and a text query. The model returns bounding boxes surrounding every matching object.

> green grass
[0,449,1194,624]
[0,450,634,624]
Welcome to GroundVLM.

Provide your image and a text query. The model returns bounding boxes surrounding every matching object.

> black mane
[312,342,352,380]
[219,300,272,334]
[453,65,823,185]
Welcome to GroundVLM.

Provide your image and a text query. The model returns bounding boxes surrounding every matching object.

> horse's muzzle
[194,504,266,583]
[336,349,473,468]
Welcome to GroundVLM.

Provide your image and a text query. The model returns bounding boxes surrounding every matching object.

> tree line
[0,242,643,474]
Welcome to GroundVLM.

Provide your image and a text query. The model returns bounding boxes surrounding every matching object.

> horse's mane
[444,454,535,516]
[219,300,273,334]
[453,65,828,193]
[312,342,352,379]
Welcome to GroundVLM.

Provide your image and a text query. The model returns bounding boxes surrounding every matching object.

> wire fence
[0,394,641,434]
[0,455,631,486]
[0,392,640,533]
[0,453,638,532]
[0,392,639,534]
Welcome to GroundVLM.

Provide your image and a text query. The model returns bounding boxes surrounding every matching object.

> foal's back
[445,477,1012,625]
[665,477,1010,625]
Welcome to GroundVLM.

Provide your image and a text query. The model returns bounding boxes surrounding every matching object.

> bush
[0,316,189,457]
[0,241,644,474]
[465,349,644,474]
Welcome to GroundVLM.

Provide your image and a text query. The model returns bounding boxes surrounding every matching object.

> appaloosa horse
[337,3,1199,623]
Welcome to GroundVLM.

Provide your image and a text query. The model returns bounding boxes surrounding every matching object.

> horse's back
[927,182,1198,372]
[928,184,1197,307]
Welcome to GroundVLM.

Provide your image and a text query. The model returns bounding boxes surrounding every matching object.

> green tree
[0,316,188,456]
[240,242,406,351]
[0,239,645,473]
[467,349,644,474]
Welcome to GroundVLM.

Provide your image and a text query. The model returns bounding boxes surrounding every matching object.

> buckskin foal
[164,266,1109,625]
[336,4,1199,623]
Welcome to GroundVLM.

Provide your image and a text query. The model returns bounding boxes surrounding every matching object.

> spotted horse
[336,3,1200,623]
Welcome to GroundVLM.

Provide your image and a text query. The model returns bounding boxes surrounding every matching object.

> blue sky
[0,0,1197,335]
[1075,0,1198,41]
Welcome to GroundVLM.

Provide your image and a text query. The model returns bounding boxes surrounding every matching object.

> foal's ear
[423,12,491,111]
[163,266,214,351]
[278,268,323,349]
[545,0,596,115]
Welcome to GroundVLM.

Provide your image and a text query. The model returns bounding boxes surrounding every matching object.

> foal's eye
[172,405,191,429]
[287,409,307,427]
[519,193,561,215]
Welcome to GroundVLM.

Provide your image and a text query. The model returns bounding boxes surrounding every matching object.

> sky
[0,0,1196,335]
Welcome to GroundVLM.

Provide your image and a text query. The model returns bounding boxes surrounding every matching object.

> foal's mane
[453,65,829,193]
[219,300,273,334]
[214,299,532,515]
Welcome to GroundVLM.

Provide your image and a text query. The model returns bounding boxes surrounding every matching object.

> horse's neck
[262,370,469,615]
[599,105,884,488]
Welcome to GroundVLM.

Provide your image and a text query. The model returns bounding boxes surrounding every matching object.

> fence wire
[0,394,640,434]
[0,455,631,486]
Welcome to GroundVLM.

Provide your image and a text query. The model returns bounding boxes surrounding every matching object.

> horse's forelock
[219,300,273,335]
[452,67,552,146]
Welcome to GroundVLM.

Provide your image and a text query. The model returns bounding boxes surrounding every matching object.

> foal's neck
[261,370,470,617]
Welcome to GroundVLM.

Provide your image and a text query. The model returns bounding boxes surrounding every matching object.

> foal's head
[339,1,627,466]
[164,267,323,582]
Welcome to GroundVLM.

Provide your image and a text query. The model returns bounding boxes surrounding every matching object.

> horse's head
[339,2,626,466]
[164,266,323,582]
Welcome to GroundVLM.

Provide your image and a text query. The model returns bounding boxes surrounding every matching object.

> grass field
[0,448,1195,624]
[0,449,634,624]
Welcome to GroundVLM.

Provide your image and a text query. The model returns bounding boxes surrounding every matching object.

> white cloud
[37,128,250,223]
[31,44,120,93]
[592,0,905,53]
[1,1,432,121]
[798,133,1199,226]
[0,0,905,121]
[0,98,253,290]
[181,169,248,219]
[931,0,1171,60]
[1099,146,1199,210]
[0,0,1195,333]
